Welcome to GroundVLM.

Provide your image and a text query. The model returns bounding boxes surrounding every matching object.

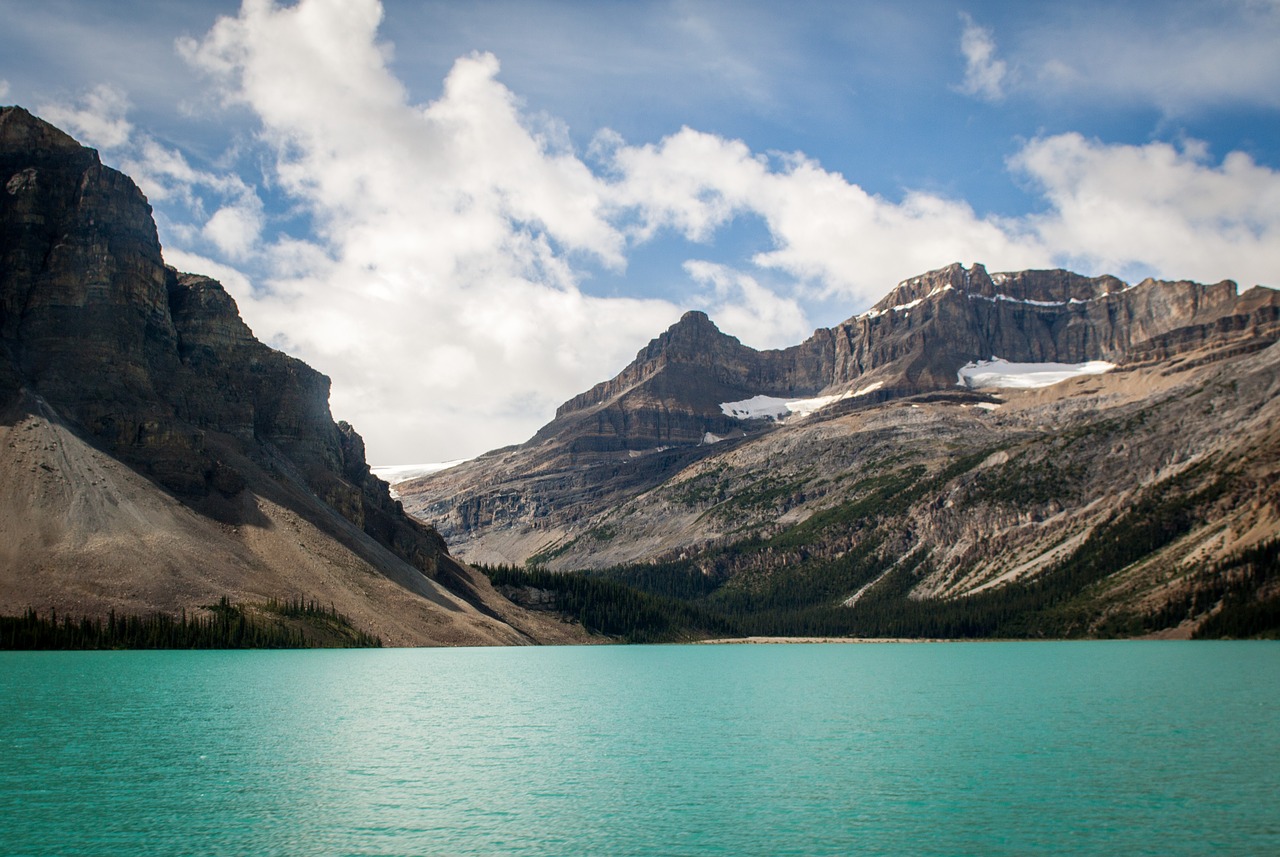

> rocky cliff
[0,106,586,646]
[399,260,1279,571]
[400,258,1280,636]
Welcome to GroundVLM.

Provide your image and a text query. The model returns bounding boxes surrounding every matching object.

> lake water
[1,642,1277,856]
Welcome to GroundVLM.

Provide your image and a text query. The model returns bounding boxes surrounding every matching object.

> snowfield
[720,391,853,421]
[956,357,1116,389]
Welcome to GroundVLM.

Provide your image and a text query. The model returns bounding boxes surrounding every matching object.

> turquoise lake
[2,642,1277,856]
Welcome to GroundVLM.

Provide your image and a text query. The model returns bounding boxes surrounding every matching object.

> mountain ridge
[0,105,587,646]
[398,260,1280,636]
[401,260,1277,561]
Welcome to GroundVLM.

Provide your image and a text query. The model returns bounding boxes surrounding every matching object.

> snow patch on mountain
[861,285,953,319]
[956,358,1115,389]
[720,391,853,422]
[853,381,884,397]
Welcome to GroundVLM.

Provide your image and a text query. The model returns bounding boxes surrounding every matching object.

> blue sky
[3,0,1278,462]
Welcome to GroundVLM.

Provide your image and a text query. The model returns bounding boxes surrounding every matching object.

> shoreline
[694,636,950,645]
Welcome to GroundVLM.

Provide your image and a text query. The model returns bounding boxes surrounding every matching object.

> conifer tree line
[0,596,383,650]
[480,417,1280,643]
[480,516,1279,643]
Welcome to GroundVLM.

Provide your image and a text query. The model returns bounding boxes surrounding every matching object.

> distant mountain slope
[400,261,1279,636]
[0,106,585,646]
[401,261,1278,557]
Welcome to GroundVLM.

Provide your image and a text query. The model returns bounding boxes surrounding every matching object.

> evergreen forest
[0,596,383,650]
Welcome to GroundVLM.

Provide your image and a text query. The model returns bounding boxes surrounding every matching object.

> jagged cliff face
[399,259,1279,570]
[400,258,1280,635]
[0,106,397,541]
[0,107,585,646]
[780,262,1267,396]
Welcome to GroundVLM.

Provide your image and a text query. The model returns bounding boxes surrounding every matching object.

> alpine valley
[3,107,1278,645]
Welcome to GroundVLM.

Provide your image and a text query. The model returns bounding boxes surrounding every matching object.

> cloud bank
[35,0,1279,463]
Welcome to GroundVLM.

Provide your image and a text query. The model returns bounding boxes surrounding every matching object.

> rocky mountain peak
[554,309,758,421]
[870,262,985,310]
[639,308,748,365]
[869,262,1143,312]
[0,106,83,154]
[2,108,519,636]
[678,308,713,326]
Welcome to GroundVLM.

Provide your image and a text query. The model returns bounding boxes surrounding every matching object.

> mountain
[0,106,586,646]
[398,263,1280,637]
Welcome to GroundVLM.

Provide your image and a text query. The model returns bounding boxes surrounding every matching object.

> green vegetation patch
[958,451,1086,510]
[1097,539,1280,639]
[766,465,927,551]
[542,458,1250,642]
[481,564,734,643]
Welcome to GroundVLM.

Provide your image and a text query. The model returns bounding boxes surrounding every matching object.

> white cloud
[1011,134,1280,288]
[203,198,264,261]
[955,13,1007,102]
[0,79,10,100]
[609,127,1049,305]
[684,260,810,350]
[611,124,1280,302]
[111,133,268,271]
[176,0,678,462]
[36,84,133,150]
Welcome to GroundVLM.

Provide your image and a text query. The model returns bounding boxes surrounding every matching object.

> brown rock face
[400,260,1279,564]
[0,106,584,644]
[0,105,428,552]
[552,310,788,450]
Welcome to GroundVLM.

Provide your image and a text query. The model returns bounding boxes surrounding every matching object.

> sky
[3,0,1278,464]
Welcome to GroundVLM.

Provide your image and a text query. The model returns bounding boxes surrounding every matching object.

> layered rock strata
[0,106,581,645]
[400,261,1278,565]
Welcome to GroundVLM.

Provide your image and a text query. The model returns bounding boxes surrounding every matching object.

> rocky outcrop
[2,107,358,505]
[400,260,1279,565]
[2,107,186,478]
[549,310,792,451]
[540,262,1277,453]
[0,106,588,645]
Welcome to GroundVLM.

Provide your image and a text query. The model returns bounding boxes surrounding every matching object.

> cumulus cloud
[37,84,133,150]
[110,133,266,271]
[203,198,264,261]
[176,0,679,462]
[1011,134,1280,288]
[134,0,1276,464]
[609,127,1049,305]
[955,13,1007,102]
[609,124,1279,299]
[684,261,811,349]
